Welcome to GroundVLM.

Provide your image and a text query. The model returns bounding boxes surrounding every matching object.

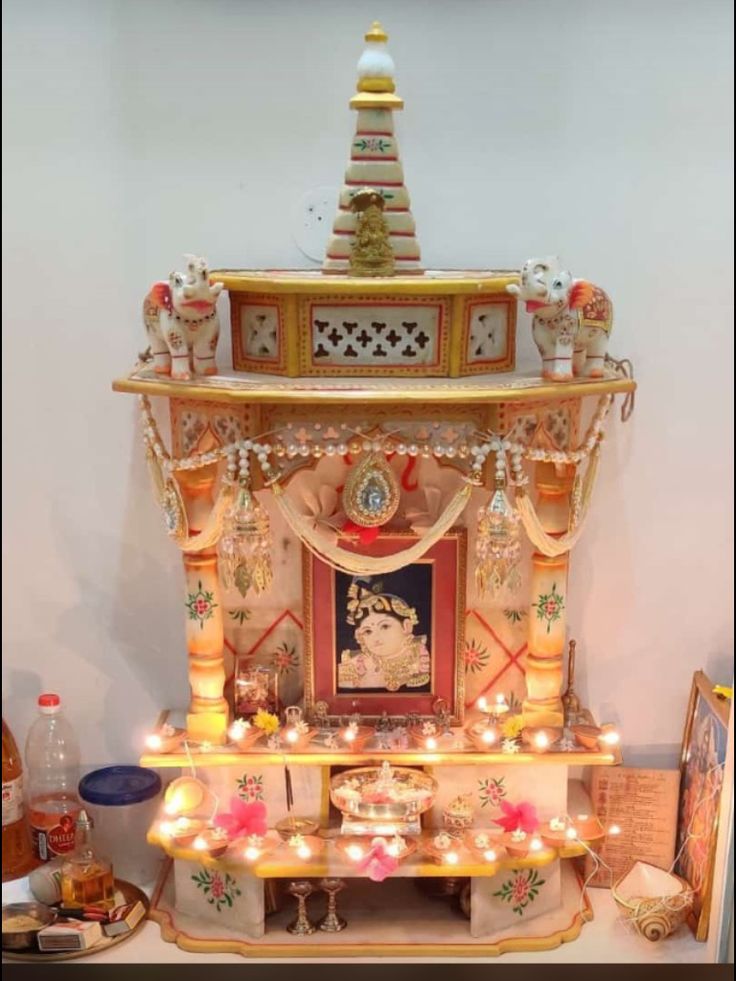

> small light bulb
[425,736,437,751]
[483,849,497,862]
[534,732,549,749]
[286,729,298,744]
[601,730,620,746]
[146,733,163,751]
[244,846,261,861]
[344,729,356,742]
[193,835,209,852]
[481,728,496,745]
[445,851,459,865]
[608,824,621,836]
[530,837,543,852]
[565,826,578,840]
[297,845,311,860]
[347,844,364,861]
[477,696,488,712]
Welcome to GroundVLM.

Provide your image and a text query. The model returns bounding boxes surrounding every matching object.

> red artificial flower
[493,800,539,834]
[341,520,381,546]
[214,796,268,838]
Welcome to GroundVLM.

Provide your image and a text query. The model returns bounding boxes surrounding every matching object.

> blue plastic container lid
[78,766,162,806]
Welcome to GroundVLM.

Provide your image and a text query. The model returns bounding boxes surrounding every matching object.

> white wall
[2,0,733,766]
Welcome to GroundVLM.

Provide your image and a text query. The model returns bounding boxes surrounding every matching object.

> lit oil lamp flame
[600,730,620,746]
[565,826,579,840]
[483,849,497,862]
[193,835,209,852]
[425,736,438,751]
[244,845,261,861]
[529,837,543,852]
[445,851,459,865]
[346,844,364,861]
[296,844,312,860]
[608,824,621,836]
[145,733,163,751]
[481,728,496,745]
[534,731,550,750]
[476,696,488,712]
[285,728,299,744]
[343,729,356,743]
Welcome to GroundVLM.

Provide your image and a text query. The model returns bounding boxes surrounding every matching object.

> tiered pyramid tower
[322,22,421,273]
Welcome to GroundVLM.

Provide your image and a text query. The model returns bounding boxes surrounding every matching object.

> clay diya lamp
[192,826,230,858]
[281,725,316,752]
[408,725,442,751]
[521,726,563,754]
[501,830,547,858]
[160,816,206,847]
[339,725,375,752]
[145,725,186,754]
[569,813,605,841]
[571,724,602,751]
[465,720,502,752]
[275,816,320,841]
[286,834,326,862]
[464,829,506,863]
[540,817,572,849]
[228,719,264,751]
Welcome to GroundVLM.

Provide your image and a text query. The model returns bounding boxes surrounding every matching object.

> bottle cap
[76,809,94,831]
[38,693,61,714]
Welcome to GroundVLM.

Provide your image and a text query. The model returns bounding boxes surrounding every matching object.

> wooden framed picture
[303,529,466,723]
[676,670,730,941]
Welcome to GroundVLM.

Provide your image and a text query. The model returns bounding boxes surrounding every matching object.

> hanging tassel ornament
[217,448,273,597]
[475,449,522,596]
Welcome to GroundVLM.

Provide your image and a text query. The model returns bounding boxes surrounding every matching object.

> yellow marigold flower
[253,709,280,734]
[501,714,525,739]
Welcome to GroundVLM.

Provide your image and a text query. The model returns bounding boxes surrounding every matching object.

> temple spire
[322,22,421,273]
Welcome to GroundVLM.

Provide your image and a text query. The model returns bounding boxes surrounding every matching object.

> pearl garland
[139,393,613,488]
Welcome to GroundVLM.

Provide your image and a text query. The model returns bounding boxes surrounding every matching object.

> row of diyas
[144,710,621,757]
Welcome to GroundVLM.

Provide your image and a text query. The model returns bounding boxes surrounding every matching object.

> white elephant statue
[506,257,612,381]
[143,255,223,380]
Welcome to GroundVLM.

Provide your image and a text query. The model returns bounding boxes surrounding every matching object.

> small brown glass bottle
[60,810,115,909]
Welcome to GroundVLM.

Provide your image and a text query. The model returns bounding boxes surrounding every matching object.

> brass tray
[2,879,148,962]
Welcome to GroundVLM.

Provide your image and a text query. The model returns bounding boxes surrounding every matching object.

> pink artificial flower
[493,800,539,834]
[214,796,268,838]
[356,838,399,882]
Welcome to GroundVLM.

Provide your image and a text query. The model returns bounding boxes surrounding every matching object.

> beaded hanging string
[140,389,616,566]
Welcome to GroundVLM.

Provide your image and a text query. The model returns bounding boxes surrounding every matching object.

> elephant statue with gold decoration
[143,255,223,380]
[507,257,613,381]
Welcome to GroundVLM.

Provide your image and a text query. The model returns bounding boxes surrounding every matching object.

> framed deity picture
[675,670,730,941]
[303,529,466,723]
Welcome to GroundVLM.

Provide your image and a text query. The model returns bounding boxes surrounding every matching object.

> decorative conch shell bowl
[612,861,694,942]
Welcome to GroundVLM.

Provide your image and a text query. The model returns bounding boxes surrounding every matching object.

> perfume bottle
[60,810,115,909]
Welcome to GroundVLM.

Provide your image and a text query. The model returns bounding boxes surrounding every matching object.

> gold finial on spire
[352,20,402,108]
[365,21,388,42]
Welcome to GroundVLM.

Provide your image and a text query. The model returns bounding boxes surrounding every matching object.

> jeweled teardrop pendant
[342,452,400,528]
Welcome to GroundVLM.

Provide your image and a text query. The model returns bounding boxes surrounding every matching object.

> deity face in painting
[336,572,432,694]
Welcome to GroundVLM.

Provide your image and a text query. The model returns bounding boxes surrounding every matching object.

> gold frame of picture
[677,669,730,941]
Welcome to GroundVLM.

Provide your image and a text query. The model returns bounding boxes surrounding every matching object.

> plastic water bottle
[25,694,81,862]
[2,718,37,881]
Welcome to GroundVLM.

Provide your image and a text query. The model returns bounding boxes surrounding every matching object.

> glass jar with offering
[234,663,278,720]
